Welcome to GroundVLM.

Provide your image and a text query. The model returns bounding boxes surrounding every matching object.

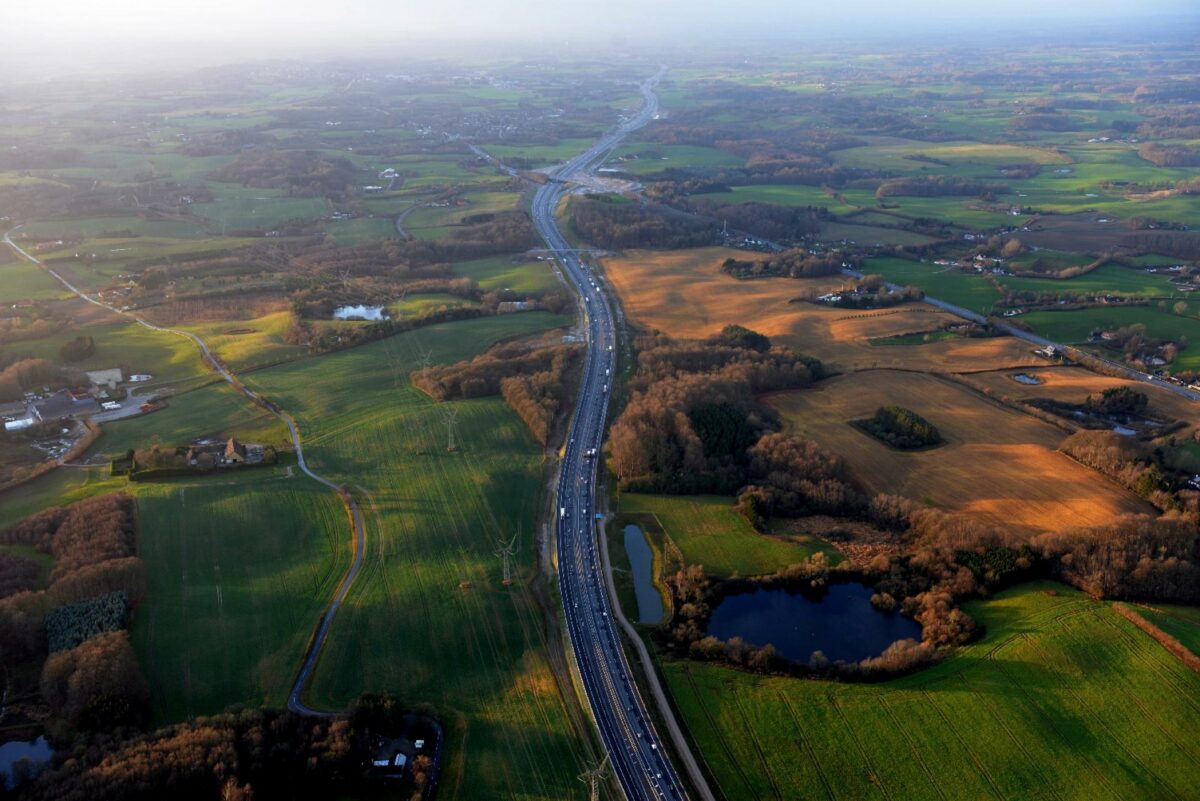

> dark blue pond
[0,737,52,788]
[624,524,664,624]
[707,582,921,663]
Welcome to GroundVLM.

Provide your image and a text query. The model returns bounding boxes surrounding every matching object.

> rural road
[531,69,713,801]
[3,227,365,717]
[841,266,1200,401]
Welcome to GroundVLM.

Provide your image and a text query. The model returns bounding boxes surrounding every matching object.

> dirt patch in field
[604,247,1045,372]
[766,370,1153,535]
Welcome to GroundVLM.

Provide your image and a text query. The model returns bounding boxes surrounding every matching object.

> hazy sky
[17,0,1199,47]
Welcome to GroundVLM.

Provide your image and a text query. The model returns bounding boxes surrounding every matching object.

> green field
[133,473,350,723]
[0,252,73,302]
[665,582,1200,801]
[692,185,860,216]
[1137,604,1200,656]
[16,318,212,384]
[1020,306,1200,372]
[324,217,398,246]
[817,221,938,247]
[610,143,744,175]
[865,257,1002,313]
[618,493,833,577]
[242,312,585,798]
[0,468,127,529]
[390,293,480,317]
[180,311,308,372]
[404,190,520,239]
[88,380,290,459]
[999,263,1182,298]
[453,254,562,294]
[483,138,597,166]
[834,140,1072,174]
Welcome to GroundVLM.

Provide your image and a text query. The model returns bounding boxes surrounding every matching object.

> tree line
[0,494,148,733]
[685,199,828,243]
[10,696,438,801]
[568,195,718,250]
[853,405,942,450]
[411,341,582,447]
[720,250,856,280]
[610,329,827,495]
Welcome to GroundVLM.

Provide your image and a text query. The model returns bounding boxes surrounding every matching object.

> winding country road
[3,227,364,716]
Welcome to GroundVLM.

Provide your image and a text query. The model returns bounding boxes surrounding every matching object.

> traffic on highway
[534,71,692,801]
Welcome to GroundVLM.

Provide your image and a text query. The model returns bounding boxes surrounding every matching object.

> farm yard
[664,582,1200,801]
[766,370,1152,534]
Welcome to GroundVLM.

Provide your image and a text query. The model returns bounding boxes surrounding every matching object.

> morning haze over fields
[1,1,1199,799]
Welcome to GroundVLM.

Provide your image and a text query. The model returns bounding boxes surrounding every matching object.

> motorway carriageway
[534,70,698,801]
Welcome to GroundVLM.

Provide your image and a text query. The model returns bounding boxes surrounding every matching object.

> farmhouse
[225,437,248,464]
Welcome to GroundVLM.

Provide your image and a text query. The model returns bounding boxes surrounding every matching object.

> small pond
[1011,373,1043,386]
[1113,425,1136,436]
[333,304,388,321]
[0,737,52,787]
[707,582,921,663]
[624,524,663,624]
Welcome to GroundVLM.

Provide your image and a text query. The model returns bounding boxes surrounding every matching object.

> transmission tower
[445,407,459,452]
[578,754,610,801]
[418,347,434,381]
[494,534,518,585]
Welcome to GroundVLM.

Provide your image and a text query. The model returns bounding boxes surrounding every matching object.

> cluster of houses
[2,368,154,433]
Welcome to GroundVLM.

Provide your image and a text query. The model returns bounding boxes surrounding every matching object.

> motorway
[533,71,694,801]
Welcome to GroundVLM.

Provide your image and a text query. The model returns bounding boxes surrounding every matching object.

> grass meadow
[1020,306,1200,372]
[664,582,1200,801]
[1137,604,1200,656]
[132,473,350,723]
[453,254,563,294]
[618,493,833,578]
[243,312,587,799]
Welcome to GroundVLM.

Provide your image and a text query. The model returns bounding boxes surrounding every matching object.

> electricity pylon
[578,754,610,801]
[495,534,518,585]
[418,347,433,381]
[445,407,459,452]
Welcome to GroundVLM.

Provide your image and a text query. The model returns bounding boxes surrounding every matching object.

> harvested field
[767,370,1152,534]
[963,366,1200,435]
[603,248,1045,372]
